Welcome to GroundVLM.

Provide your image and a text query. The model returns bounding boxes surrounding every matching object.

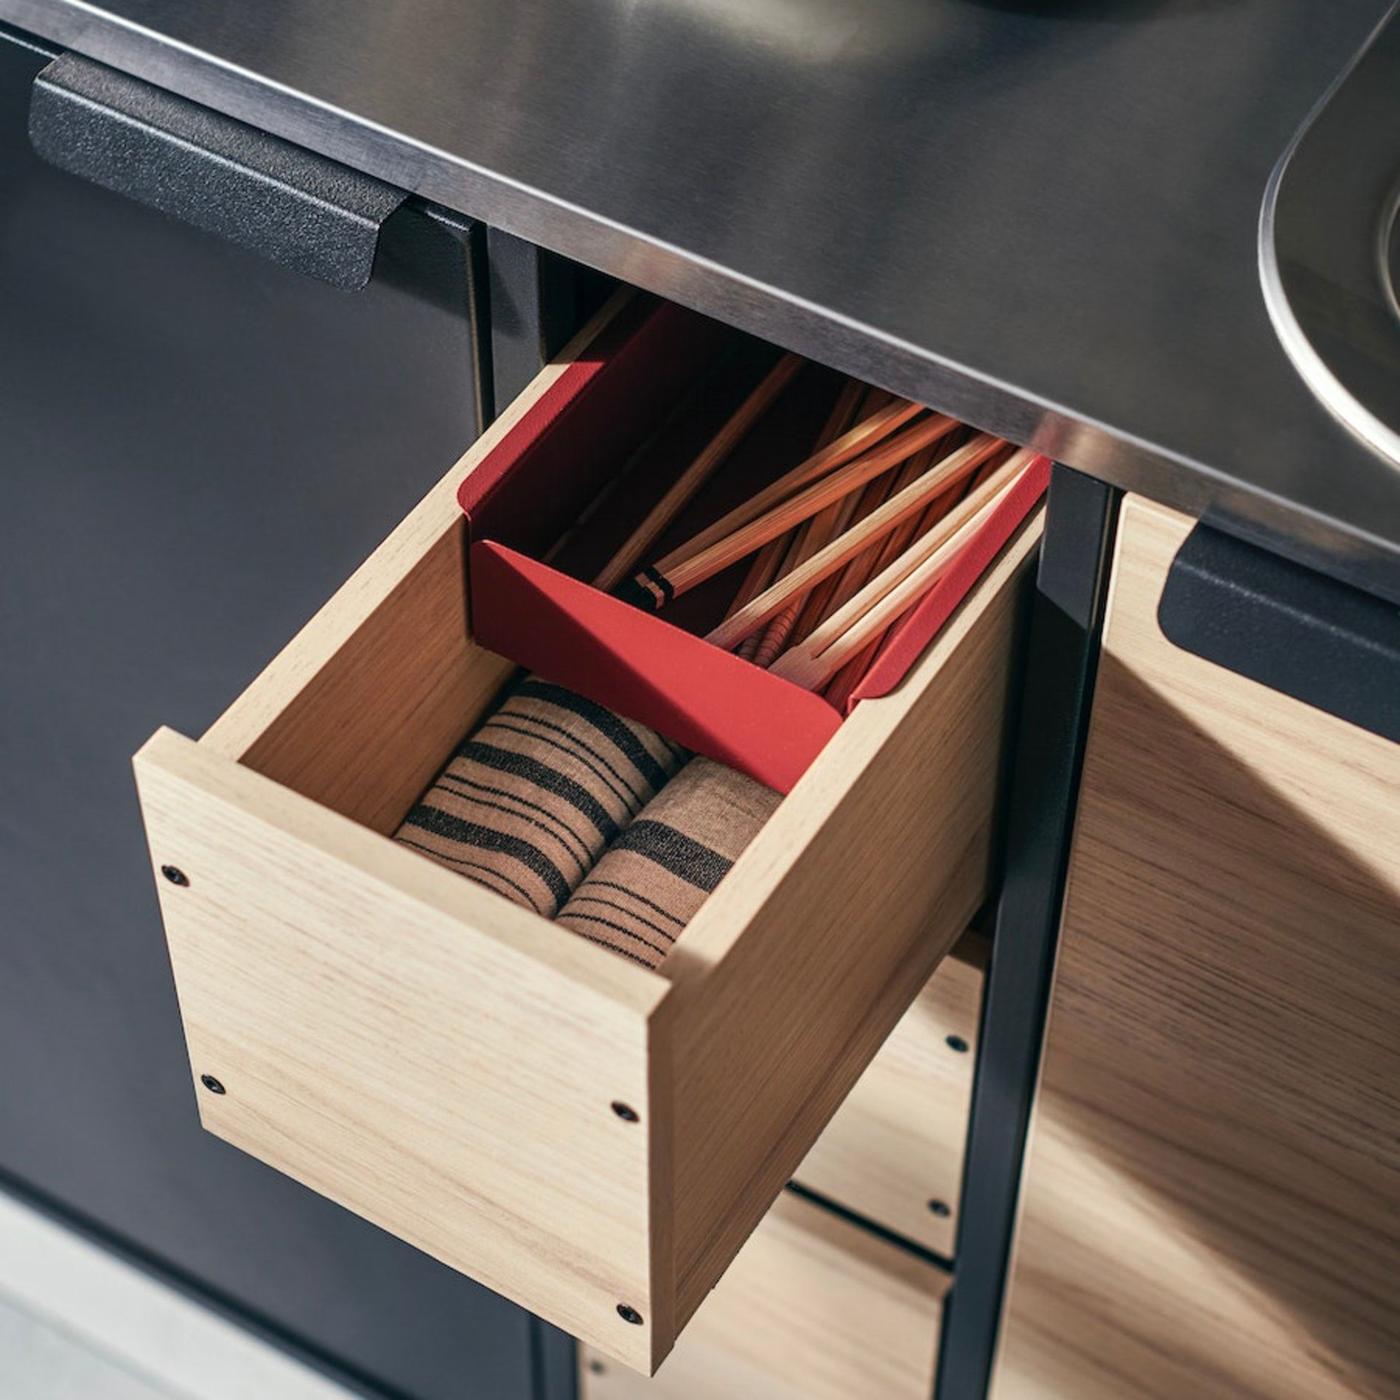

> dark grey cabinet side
[0,30,539,1400]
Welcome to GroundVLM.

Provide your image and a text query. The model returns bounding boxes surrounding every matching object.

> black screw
[161,865,189,887]
[588,1359,606,1375]
[200,1074,226,1095]
[616,1304,643,1325]
[611,1101,639,1123]
[945,1034,969,1054]
[928,1199,951,1217]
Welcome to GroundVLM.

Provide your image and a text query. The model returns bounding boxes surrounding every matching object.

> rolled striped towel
[555,757,782,968]
[395,677,685,917]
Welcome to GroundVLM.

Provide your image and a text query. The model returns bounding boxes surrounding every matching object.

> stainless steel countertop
[5,0,1399,594]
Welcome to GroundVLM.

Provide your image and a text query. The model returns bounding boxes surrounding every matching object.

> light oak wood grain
[794,934,986,1257]
[580,1190,948,1400]
[666,518,1039,1328]
[134,727,670,1374]
[133,299,1036,1374]
[994,497,1400,1400]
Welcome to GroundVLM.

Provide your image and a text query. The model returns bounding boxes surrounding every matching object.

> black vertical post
[935,467,1120,1398]
[486,228,613,411]
[371,196,493,428]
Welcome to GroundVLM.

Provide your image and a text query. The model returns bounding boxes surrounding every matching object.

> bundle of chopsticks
[396,355,1038,970]
[617,363,1038,701]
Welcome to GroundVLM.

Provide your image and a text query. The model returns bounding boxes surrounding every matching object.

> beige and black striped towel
[555,757,782,968]
[395,677,685,917]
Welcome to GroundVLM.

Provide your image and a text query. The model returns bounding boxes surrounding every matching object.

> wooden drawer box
[796,932,986,1257]
[580,1190,948,1399]
[132,298,1037,1373]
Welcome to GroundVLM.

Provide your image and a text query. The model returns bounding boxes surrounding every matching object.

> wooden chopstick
[726,379,866,654]
[704,431,1004,650]
[643,412,961,607]
[651,394,924,576]
[771,450,1036,689]
[725,381,863,614]
[749,384,879,664]
[785,439,896,643]
[593,351,803,593]
[793,445,934,642]
[818,468,974,706]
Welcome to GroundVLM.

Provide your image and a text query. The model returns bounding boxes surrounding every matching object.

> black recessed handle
[1158,522,1400,743]
[28,53,405,290]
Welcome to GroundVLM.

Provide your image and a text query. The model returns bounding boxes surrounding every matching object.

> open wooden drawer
[132,295,1040,1374]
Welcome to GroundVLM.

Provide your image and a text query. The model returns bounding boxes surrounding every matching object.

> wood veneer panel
[581,1190,947,1400]
[668,519,1038,1327]
[795,934,986,1256]
[994,497,1400,1399]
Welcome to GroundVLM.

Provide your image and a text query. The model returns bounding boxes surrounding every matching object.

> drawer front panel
[795,935,985,1257]
[580,1190,948,1400]
[134,299,1038,1373]
[993,497,1400,1399]
[135,730,666,1367]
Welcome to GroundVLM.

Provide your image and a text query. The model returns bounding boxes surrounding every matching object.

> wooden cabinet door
[993,497,1400,1399]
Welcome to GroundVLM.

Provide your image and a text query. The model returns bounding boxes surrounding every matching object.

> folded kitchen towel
[395,677,685,917]
[555,757,782,968]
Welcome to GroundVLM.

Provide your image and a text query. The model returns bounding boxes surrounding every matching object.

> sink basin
[1261,3,1400,465]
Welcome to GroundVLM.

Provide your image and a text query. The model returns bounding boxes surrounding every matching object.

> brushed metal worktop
[5,0,1399,594]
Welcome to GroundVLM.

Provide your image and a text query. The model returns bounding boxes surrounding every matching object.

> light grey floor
[0,1292,178,1400]
[0,1189,353,1400]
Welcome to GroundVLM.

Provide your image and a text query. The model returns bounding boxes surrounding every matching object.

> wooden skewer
[644,412,961,607]
[593,351,803,592]
[652,395,924,576]
[704,431,1004,650]
[771,451,1036,689]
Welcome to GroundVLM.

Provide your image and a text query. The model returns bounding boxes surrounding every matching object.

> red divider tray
[459,298,1048,793]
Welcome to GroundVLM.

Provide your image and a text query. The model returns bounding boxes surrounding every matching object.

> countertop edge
[4,0,1398,601]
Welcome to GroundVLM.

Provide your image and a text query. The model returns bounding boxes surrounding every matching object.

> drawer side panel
[668,518,1039,1326]
[794,936,986,1257]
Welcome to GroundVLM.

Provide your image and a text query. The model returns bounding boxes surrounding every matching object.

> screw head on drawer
[611,1101,639,1123]
[161,865,189,887]
[928,1199,951,1217]
[616,1304,643,1325]
[199,1074,226,1095]
[945,1034,969,1054]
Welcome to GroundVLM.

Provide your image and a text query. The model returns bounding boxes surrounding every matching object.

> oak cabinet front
[994,498,1400,1399]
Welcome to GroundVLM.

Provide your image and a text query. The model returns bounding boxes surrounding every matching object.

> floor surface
[0,1189,352,1400]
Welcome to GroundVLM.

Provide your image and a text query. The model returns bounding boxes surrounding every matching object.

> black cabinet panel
[0,34,535,1400]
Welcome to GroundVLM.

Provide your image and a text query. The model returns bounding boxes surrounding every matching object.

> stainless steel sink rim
[1260,0,1400,468]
